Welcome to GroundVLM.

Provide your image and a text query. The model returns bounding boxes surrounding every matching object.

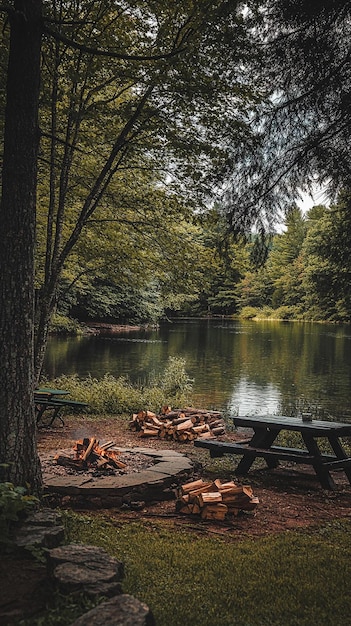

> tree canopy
[224,0,351,230]
[33,0,260,377]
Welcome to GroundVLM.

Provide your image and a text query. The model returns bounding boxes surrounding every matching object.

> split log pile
[176,478,259,520]
[55,437,127,471]
[129,406,226,442]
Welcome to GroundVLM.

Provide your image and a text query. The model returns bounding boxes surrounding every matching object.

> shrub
[42,356,193,415]
[50,314,83,335]
[155,356,194,404]
[258,306,275,319]
[271,306,298,320]
[238,306,258,319]
[0,482,38,550]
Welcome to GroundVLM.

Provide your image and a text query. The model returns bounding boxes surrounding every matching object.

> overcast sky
[296,184,330,213]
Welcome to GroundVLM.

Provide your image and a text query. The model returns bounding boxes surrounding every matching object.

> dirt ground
[35,415,351,535]
[2,414,351,624]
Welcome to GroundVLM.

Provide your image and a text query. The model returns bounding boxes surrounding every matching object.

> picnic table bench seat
[194,439,336,465]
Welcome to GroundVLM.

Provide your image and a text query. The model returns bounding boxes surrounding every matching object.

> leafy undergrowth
[59,512,351,626]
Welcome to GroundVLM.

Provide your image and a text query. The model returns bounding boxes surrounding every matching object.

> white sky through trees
[296,184,330,214]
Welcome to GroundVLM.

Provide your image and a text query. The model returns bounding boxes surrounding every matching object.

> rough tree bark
[0,1,43,491]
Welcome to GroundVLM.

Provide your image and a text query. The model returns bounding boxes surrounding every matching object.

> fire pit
[41,440,195,509]
[40,438,158,482]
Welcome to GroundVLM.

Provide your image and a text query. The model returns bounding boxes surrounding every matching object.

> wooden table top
[35,387,70,396]
[233,415,351,435]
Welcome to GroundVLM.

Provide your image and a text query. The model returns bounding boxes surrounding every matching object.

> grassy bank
[62,513,351,626]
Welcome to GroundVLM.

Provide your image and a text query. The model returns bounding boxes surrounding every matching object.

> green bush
[257,306,275,318]
[50,314,83,335]
[238,306,258,319]
[155,356,194,402]
[0,482,38,549]
[42,356,193,414]
[271,305,298,320]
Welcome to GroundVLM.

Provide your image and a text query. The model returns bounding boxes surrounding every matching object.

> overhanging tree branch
[43,24,186,62]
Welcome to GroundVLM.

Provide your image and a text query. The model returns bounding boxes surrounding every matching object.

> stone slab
[14,524,65,550]
[148,460,193,475]
[48,544,124,598]
[69,594,155,626]
[124,447,188,458]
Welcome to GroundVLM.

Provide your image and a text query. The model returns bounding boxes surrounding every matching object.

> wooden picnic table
[34,388,88,427]
[194,414,351,490]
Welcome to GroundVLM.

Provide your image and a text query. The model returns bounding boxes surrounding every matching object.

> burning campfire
[54,437,127,472]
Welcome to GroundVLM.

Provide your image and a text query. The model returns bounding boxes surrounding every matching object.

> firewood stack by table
[175,478,259,520]
[129,406,226,442]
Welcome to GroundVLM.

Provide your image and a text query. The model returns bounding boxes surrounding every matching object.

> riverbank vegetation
[41,356,194,415]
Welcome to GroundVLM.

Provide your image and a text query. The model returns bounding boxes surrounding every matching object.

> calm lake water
[43,319,351,421]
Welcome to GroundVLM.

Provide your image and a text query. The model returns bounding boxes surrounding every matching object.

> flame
[56,437,126,470]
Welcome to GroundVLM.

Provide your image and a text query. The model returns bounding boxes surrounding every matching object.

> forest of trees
[1,0,351,488]
[53,198,351,325]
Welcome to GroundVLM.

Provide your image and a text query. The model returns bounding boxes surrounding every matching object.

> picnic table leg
[36,403,65,428]
[35,405,46,426]
[327,434,351,484]
[235,427,280,475]
[301,433,336,490]
[48,407,65,427]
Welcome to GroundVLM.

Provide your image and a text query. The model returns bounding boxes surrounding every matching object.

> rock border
[69,594,155,626]
[12,509,156,626]
[42,447,197,508]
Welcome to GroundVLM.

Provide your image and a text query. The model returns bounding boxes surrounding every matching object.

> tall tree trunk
[34,282,58,383]
[0,1,43,491]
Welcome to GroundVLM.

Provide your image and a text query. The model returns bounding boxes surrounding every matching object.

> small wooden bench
[35,396,89,427]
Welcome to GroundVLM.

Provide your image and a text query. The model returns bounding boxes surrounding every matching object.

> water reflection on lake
[43,319,351,421]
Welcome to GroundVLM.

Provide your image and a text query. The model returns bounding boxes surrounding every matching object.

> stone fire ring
[42,447,196,508]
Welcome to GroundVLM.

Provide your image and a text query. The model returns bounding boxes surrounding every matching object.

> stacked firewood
[176,478,259,520]
[129,406,226,442]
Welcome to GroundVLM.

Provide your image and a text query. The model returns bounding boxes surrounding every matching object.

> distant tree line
[54,192,351,327]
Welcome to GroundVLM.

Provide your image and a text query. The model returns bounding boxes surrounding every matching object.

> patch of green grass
[62,512,351,626]
[199,455,242,479]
